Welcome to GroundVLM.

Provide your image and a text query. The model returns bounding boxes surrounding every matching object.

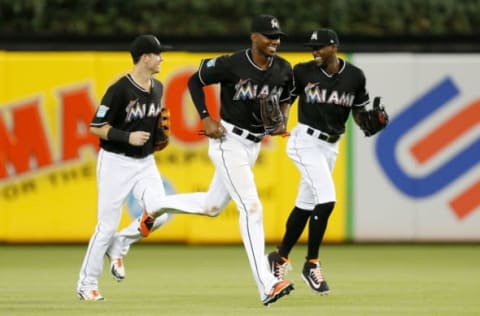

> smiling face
[251,32,281,58]
[311,44,337,67]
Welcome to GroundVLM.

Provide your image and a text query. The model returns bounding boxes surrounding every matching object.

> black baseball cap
[129,35,172,58]
[251,14,286,36]
[304,29,339,47]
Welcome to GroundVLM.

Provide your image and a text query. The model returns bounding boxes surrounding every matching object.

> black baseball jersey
[291,58,369,135]
[198,49,293,134]
[91,74,163,158]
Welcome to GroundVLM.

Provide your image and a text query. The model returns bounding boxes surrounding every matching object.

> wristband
[107,127,129,143]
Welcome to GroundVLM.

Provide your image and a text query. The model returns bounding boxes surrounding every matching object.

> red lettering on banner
[450,180,480,219]
[0,72,225,181]
[411,99,480,163]
[59,86,99,160]
[0,85,99,181]
[164,70,220,144]
[0,99,52,179]
[409,98,480,219]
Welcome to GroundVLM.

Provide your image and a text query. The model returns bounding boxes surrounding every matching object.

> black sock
[277,207,311,258]
[307,202,335,260]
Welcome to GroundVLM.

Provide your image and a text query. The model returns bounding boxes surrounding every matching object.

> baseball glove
[358,96,389,137]
[154,107,170,151]
[258,93,285,135]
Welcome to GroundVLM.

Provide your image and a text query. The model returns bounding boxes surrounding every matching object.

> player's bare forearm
[200,116,226,139]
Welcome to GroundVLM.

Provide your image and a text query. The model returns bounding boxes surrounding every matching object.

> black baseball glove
[357,97,389,137]
[154,107,170,151]
[258,93,285,135]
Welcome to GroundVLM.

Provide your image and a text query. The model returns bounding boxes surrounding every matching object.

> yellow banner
[0,51,347,244]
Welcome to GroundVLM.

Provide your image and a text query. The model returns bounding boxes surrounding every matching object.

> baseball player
[76,34,172,301]
[108,14,295,306]
[267,29,388,294]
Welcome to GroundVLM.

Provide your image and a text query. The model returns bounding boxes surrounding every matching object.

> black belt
[121,152,150,159]
[105,148,150,159]
[232,126,263,143]
[306,128,340,143]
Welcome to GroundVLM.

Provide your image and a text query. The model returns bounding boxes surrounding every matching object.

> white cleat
[110,257,126,282]
[77,287,104,301]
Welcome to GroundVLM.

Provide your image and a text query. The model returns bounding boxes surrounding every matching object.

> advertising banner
[353,54,480,241]
[0,51,348,243]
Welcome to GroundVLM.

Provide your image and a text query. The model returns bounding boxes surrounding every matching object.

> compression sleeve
[107,127,129,143]
[188,72,210,119]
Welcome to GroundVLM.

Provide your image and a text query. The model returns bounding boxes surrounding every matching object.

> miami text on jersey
[304,82,355,107]
[233,78,284,100]
[125,99,161,122]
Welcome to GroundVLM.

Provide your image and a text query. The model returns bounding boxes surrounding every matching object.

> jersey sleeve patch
[96,105,110,118]
[206,58,217,68]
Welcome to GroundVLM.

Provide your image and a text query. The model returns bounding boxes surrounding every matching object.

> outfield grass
[0,244,479,316]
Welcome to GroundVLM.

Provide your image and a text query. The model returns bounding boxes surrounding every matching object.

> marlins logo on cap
[304,28,339,47]
[251,14,286,36]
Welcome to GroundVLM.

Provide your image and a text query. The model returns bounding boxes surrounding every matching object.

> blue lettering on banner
[376,77,480,198]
